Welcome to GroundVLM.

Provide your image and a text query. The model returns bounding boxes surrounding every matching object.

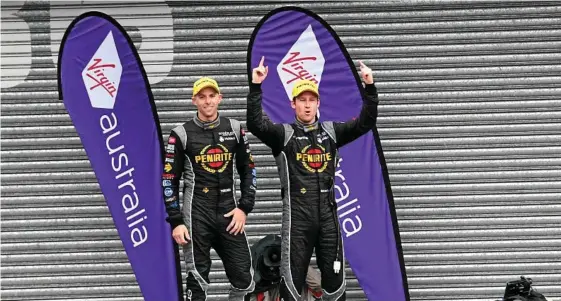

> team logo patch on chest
[218,131,237,142]
[296,144,332,173]
[195,144,232,173]
[317,132,329,143]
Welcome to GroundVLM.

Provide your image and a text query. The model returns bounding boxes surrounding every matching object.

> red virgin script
[85,58,117,97]
[281,52,319,84]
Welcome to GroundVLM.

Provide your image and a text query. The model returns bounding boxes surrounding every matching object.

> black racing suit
[163,115,257,301]
[246,83,379,301]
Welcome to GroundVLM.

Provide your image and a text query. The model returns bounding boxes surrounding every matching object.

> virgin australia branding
[82,31,122,109]
[277,24,325,101]
[84,31,148,248]
[334,158,363,238]
[100,112,149,248]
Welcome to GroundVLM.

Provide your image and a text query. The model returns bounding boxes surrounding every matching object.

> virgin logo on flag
[81,31,122,109]
[277,24,325,102]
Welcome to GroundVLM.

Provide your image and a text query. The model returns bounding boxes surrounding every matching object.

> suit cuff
[249,83,262,93]
[237,202,253,215]
[364,83,377,95]
[166,215,184,229]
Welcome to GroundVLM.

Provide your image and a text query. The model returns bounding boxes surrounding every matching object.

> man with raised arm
[246,57,379,301]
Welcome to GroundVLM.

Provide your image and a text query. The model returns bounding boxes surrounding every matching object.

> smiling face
[291,91,319,124]
[192,87,222,121]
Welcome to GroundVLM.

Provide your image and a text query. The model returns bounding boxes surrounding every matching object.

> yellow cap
[192,77,220,97]
[291,79,319,99]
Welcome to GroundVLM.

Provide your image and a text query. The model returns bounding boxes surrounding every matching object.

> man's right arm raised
[247,56,285,155]
[246,83,285,155]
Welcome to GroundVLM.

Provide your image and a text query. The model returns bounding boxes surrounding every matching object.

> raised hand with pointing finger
[359,60,374,85]
[252,56,268,84]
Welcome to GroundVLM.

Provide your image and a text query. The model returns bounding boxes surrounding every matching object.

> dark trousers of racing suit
[184,193,254,301]
[278,185,345,301]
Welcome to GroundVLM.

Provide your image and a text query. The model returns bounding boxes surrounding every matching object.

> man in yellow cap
[246,56,379,301]
[289,79,321,124]
[190,77,222,123]
[162,76,257,300]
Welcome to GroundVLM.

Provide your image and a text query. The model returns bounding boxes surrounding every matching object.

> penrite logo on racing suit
[81,31,122,109]
[195,144,233,173]
[277,24,325,102]
[296,144,332,173]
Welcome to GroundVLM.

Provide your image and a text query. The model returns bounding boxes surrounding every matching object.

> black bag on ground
[503,276,548,301]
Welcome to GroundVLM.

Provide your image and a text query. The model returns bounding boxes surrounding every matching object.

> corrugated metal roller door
[1,1,560,300]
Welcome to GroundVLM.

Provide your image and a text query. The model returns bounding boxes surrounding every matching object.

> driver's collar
[193,113,220,130]
[294,117,318,133]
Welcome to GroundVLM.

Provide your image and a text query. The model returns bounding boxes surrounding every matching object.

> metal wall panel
[1,1,560,300]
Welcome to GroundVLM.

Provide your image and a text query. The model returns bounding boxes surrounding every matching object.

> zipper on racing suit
[327,175,341,274]
[312,129,341,274]
[212,131,220,214]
